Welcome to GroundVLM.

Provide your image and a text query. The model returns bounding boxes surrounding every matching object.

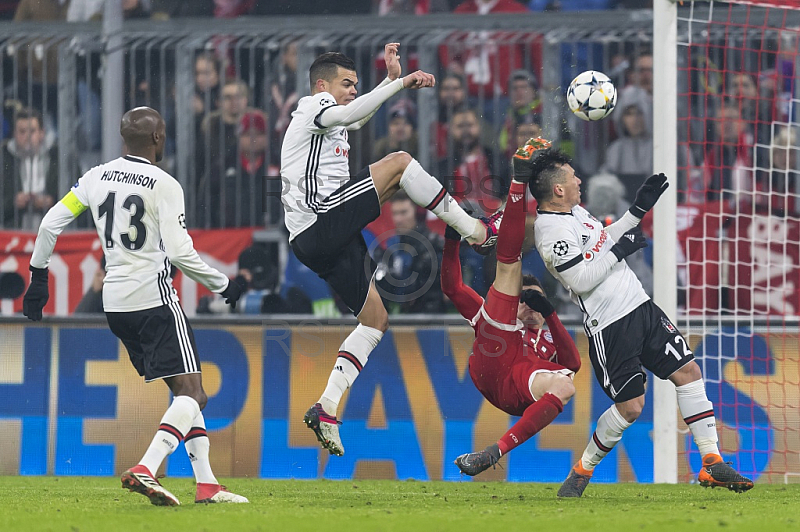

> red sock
[497,393,563,455]
[496,181,527,264]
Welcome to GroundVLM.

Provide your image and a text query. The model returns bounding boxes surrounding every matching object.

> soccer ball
[566,70,617,121]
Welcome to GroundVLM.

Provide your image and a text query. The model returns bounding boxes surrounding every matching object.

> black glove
[23,266,49,321]
[520,289,555,317]
[629,173,669,218]
[220,278,244,309]
[610,227,648,261]
[512,137,552,183]
[444,225,462,241]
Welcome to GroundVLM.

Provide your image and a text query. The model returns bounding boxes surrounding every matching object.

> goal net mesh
[676,0,800,483]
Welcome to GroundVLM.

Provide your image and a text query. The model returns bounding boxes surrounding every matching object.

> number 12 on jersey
[98,191,147,251]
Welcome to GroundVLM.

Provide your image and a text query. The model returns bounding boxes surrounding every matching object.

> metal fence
[0,12,656,233]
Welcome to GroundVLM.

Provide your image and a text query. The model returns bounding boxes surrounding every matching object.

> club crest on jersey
[552,240,569,257]
[660,317,677,334]
[544,331,553,343]
[333,145,349,158]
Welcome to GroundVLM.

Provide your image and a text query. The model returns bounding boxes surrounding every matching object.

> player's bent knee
[554,376,576,404]
[195,390,208,410]
[671,360,703,385]
[615,394,645,423]
[387,150,413,171]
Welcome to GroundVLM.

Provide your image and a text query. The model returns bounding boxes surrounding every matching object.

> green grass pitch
[2,477,797,532]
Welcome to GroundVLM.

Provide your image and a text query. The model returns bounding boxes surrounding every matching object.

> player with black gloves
[528,148,752,497]
[442,138,581,477]
[22,107,247,506]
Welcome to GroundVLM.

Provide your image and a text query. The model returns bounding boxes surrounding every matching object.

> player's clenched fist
[403,70,435,89]
[384,42,402,81]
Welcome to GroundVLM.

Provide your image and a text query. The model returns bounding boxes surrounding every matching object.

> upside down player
[443,138,582,475]
[22,108,247,506]
[282,43,500,456]
[528,149,753,496]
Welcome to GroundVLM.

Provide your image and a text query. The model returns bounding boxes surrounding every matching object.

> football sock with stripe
[497,393,563,455]
[398,158,481,242]
[139,395,200,475]
[319,324,384,417]
[184,412,218,485]
[580,404,632,471]
[496,180,527,264]
[676,379,720,457]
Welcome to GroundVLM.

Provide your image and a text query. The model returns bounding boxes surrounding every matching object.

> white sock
[676,379,720,457]
[580,404,632,471]
[399,158,480,241]
[139,395,200,475]
[319,324,384,417]
[185,412,218,485]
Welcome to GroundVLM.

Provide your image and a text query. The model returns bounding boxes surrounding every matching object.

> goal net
[673,0,800,484]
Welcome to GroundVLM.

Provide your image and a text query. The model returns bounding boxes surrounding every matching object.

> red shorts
[469,286,570,417]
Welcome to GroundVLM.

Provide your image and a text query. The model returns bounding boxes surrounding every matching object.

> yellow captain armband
[60,191,88,216]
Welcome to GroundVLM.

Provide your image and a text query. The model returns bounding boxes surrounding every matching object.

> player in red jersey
[444,138,582,476]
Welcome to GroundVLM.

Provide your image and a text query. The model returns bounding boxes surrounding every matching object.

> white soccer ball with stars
[566,70,617,122]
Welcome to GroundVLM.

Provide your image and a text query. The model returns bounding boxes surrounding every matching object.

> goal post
[652,0,679,485]
[655,0,800,484]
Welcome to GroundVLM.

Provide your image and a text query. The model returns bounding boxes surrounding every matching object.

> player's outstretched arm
[24,194,84,321]
[157,182,230,296]
[441,227,483,320]
[607,173,669,241]
[319,69,434,131]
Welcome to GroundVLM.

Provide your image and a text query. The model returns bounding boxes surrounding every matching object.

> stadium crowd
[1,0,796,317]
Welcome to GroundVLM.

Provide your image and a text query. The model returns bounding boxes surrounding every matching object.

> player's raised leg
[669,362,753,492]
[368,151,500,254]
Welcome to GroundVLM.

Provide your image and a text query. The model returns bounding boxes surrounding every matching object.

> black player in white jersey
[281,44,501,457]
[527,149,752,496]
[22,107,248,506]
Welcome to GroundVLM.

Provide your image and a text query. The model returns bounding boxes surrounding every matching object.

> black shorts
[106,303,201,382]
[291,166,382,315]
[588,300,694,403]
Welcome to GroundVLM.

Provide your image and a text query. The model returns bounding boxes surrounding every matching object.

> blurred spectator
[198,109,274,228]
[375,191,446,314]
[617,50,653,131]
[434,71,467,158]
[499,69,541,156]
[151,0,215,18]
[194,52,222,126]
[603,91,651,201]
[214,0,255,18]
[514,117,543,152]
[375,0,450,14]
[74,256,106,314]
[755,126,800,217]
[439,107,504,211]
[695,100,754,206]
[528,0,613,10]
[373,99,418,160]
[0,2,20,19]
[446,0,530,100]
[12,0,68,124]
[584,172,653,296]
[200,79,251,171]
[271,40,299,141]
[2,108,58,230]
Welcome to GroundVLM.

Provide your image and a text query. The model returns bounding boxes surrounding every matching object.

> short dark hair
[14,107,43,129]
[309,52,356,90]
[522,274,544,292]
[528,149,572,204]
[391,189,411,203]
